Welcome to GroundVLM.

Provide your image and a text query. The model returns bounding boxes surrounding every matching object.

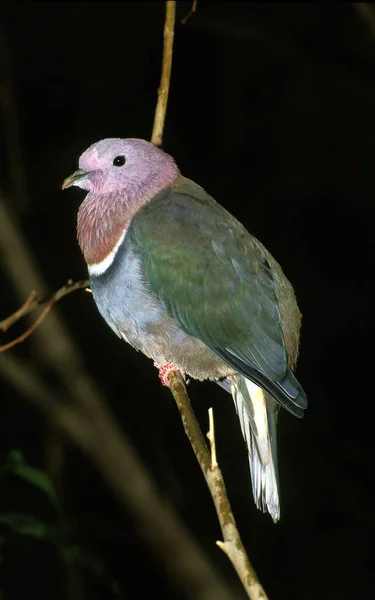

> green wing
[129,177,306,415]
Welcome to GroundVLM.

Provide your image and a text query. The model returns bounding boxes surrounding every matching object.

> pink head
[63,138,180,267]
[63,137,179,196]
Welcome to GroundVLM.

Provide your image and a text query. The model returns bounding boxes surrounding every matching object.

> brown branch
[0,280,89,350]
[206,407,218,469]
[0,302,54,352]
[151,1,176,147]
[168,372,269,600]
[0,290,39,332]
[181,0,198,26]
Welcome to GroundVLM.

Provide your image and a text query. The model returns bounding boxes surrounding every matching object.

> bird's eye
[113,155,126,167]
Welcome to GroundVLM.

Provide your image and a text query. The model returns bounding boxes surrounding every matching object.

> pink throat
[77,170,179,266]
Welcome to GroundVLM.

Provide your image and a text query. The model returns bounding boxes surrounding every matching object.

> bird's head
[63,138,180,268]
[62,138,179,196]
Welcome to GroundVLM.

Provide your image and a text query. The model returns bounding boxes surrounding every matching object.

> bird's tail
[229,374,280,522]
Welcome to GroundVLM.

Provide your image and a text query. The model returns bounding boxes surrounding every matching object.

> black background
[0,3,373,599]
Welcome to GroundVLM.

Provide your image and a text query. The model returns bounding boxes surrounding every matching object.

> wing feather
[129,177,307,416]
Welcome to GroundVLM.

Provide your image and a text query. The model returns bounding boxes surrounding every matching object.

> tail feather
[229,374,280,522]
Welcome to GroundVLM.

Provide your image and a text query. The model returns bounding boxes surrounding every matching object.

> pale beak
[62,168,89,190]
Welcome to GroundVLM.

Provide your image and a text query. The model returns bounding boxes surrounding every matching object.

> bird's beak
[62,169,89,190]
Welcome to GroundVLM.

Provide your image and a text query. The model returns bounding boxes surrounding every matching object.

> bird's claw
[154,361,186,387]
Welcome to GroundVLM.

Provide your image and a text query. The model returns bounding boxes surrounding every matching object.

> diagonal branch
[0,290,40,332]
[169,372,269,600]
[151,1,176,147]
[181,0,198,26]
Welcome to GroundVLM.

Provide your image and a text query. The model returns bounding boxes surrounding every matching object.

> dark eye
[113,155,126,167]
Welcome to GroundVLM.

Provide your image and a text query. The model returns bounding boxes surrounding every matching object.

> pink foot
[154,362,186,387]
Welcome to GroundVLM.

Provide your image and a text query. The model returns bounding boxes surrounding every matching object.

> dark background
[0,2,373,599]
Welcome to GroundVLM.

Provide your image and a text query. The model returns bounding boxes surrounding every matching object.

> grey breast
[89,233,229,379]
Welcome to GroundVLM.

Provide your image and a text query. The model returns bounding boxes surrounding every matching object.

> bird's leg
[154,361,186,387]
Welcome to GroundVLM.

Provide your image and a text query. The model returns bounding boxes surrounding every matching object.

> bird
[62,137,307,522]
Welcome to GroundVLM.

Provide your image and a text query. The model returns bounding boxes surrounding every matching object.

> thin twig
[151,1,176,147]
[181,0,198,26]
[0,290,39,332]
[0,280,89,351]
[206,407,218,469]
[0,302,54,352]
[168,372,269,600]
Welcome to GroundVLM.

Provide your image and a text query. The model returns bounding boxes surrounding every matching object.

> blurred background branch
[181,1,198,26]
[151,0,176,147]
[354,2,375,37]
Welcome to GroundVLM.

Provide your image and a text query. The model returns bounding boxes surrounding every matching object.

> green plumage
[131,178,286,375]
[130,176,306,419]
